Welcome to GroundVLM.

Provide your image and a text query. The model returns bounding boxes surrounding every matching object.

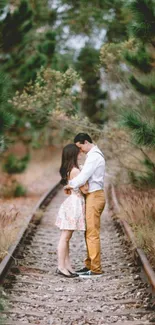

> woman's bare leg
[65,232,74,272]
[57,230,73,275]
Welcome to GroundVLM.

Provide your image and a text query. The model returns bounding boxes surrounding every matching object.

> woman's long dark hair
[59,144,80,185]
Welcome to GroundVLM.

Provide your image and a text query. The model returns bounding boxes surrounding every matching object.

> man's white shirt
[69,145,105,193]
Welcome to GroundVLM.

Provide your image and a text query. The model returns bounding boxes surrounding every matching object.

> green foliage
[58,0,106,35]
[14,183,27,197]
[0,109,13,135]
[0,3,15,153]
[0,1,57,88]
[128,0,155,43]
[58,0,129,41]
[3,154,30,174]
[0,0,7,10]
[38,41,55,56]
[105,5,130,42]
[124,45,152,73]
[124,0,155,98]
[120,0,155,186]
[76,46,99,81]
[143,156,155,170]
[120,110,155,147]
[19,53,47,84]
[76,45,108,123]
[104,0,155,190]
[0,179,27,198]
[0,0,33,52]
[11,67,83,129]
[0,72,14,131]
[129,154,155,188]
[37,31,56,56]
[0,0,34,87]
[29,0,50,23]
[17,28,56,86]
[51,51,75,72]
[0,71,15,152]
[129,169,155,188]
[129,74,155,98]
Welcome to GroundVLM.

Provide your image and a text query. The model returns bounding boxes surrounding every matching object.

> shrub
[0,180,27,198]
[3,154,30,174]
[14,184,27,197]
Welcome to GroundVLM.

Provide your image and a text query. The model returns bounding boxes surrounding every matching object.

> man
[65,133,105,277]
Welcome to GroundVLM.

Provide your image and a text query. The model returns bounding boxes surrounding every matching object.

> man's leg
[85,190,105,273]
[84,230,91,270]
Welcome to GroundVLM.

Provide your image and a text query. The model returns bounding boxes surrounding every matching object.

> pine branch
[129,0,155,42]
[0,110,14,134]
[0,0,7,10]
[118,158,150,175]
[140,148,155,172]
[129,0,154,23]
[121,110,155,147]
[129,169,155,188]
[0,71,14,152]
[124,46,152,73]
[129,74,155,96]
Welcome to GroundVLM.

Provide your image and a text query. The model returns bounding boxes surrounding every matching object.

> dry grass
[97,121,155,270]
[0,146,62,264]
[117,185,155,269]
[0,206,22,262]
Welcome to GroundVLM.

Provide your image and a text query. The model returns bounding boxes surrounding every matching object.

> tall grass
[117,185,155,269]
[0,287,7,325]
[0,207,21,262]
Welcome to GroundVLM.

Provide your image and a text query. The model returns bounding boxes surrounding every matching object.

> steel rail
[1,179,155,293]
[111,184,155,292]
[0,181,62,282]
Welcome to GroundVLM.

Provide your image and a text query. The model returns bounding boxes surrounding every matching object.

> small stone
[55,287,63,292]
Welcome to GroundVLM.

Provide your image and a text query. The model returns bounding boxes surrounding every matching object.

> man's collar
[87,145,97,156]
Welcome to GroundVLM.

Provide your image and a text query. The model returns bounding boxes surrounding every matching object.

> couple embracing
[55,133,105,278]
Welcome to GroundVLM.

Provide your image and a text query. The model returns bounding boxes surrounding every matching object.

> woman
[55,144,88,278]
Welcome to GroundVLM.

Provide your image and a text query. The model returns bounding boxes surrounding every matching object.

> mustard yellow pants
[85,190,105,273]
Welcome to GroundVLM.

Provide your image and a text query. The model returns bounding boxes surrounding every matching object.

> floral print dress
[55,188,86,231]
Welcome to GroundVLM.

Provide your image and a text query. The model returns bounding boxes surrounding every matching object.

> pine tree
[0,0,15,153]
[0,0,57,88]
[58,0,129,41]
[121,0,155,186]
[29,0,55,24]
[76,45,108,123]
[0,71,14,153]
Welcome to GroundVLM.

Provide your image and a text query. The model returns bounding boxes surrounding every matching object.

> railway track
[0,184,155,325]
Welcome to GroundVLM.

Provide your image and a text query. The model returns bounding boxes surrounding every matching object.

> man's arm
[68,156,98,189]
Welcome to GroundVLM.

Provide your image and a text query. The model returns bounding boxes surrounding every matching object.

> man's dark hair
[74,133,93,144]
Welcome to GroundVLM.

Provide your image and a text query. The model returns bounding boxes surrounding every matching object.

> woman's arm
[69,167,80,180]
[64,168,80,195]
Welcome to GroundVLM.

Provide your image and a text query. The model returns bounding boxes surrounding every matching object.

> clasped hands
[64,182,89,195]
[64,184,72,195]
